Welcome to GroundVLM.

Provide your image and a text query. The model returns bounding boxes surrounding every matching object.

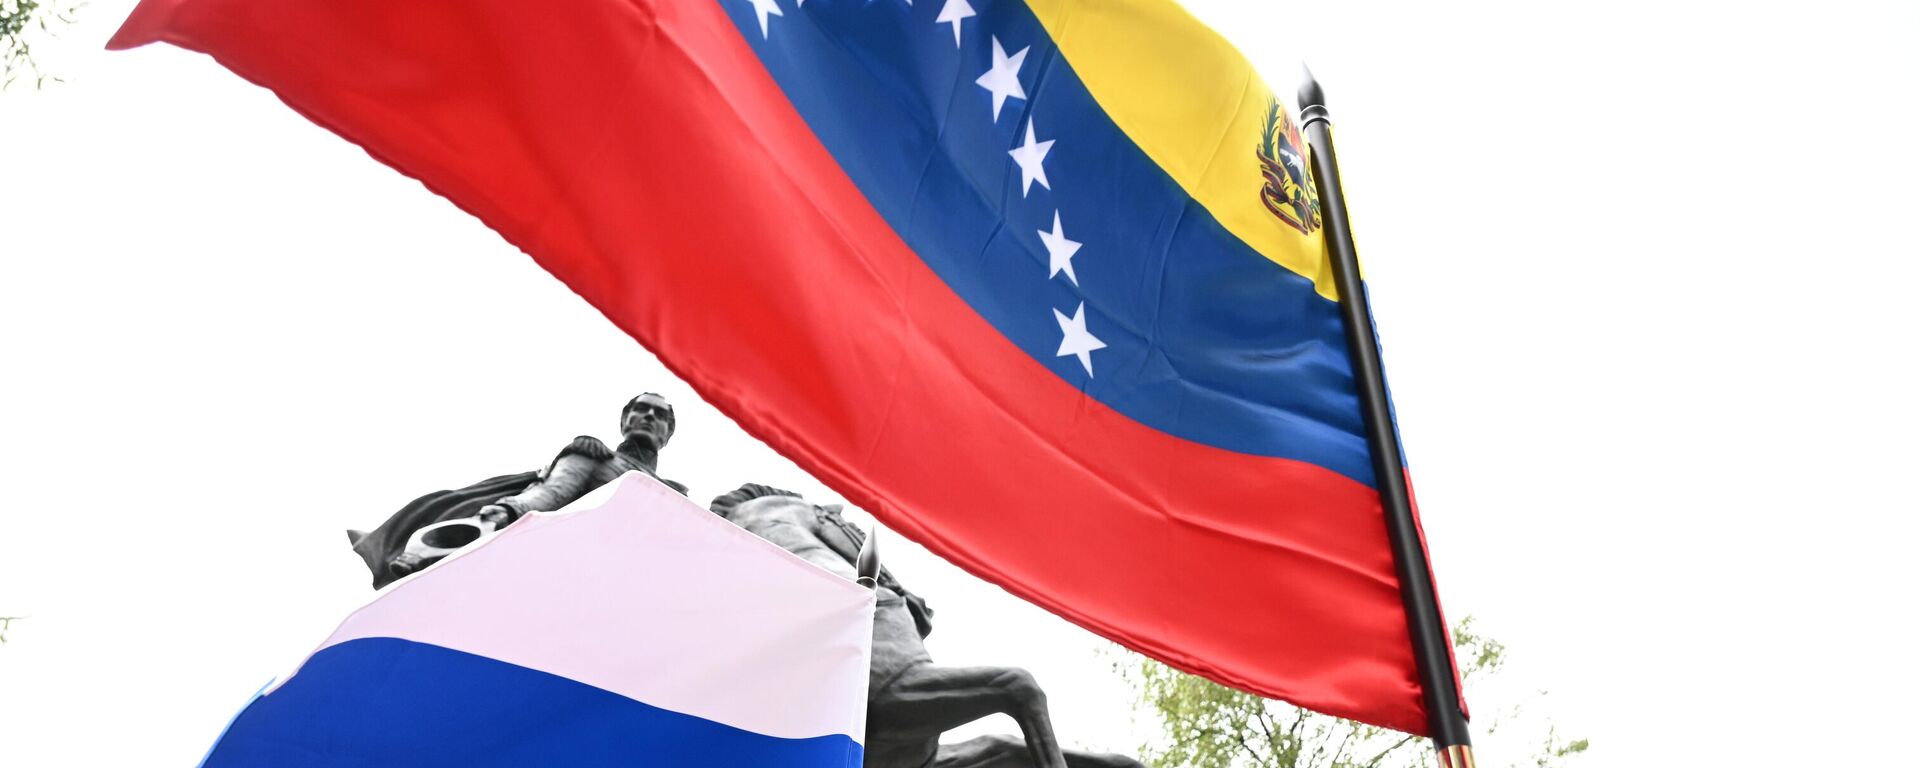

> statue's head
[621,392,676,452]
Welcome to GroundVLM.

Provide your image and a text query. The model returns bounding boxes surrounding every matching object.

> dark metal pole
[854,526,881,589]
[1297,68,1474,767]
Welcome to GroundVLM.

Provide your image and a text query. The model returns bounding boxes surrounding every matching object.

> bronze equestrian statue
[347,393,687,587]
[711,484,1143,768]
[346,394,1145,767]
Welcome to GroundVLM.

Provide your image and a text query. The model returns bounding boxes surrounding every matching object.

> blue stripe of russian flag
[201,638,863,767]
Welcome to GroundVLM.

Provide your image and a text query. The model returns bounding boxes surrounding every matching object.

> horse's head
[710,484,876,584]
[710,483,804,525]
[713,484,933,637]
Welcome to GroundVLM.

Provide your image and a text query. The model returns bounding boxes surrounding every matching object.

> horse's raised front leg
[868,665,1067,768]
[932,735,1146,768]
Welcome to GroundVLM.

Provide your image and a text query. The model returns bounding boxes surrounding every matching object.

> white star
[937,0,976,48]
[1008,118,1055,197]
[1038,211,1082,284]
[744,0,782,38]
[1052,302,1107,377]
[974,36,1028,122]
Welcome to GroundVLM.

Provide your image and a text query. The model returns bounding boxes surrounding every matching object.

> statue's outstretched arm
[481,437,615,524]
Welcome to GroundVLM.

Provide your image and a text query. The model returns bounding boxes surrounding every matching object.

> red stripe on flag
[112,0,1429,733]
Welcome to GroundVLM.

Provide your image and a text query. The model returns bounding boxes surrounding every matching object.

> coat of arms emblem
[1257,97,1322,235]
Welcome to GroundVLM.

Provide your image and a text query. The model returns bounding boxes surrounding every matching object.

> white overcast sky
[3,1,1916,765]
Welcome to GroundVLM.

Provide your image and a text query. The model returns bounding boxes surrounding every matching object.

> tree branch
[1325,725,1355,768]
[1234,733,1271,768]
[1361,734,1417,768]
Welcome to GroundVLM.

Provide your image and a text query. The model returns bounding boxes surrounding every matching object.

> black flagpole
[1296,68,1475,767]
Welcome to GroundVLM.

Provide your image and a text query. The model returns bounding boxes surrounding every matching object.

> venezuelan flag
[112,0,1453,734]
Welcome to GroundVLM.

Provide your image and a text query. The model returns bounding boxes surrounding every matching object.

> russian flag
[112,0,1460,734]
[197,474,874,767]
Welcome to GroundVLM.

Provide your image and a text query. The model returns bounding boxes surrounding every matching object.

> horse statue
[710,484,1144,768]
[345,471,1144,768]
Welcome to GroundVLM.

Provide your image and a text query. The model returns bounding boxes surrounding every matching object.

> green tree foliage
[2,0,80,90]
[1117,618,1586,768]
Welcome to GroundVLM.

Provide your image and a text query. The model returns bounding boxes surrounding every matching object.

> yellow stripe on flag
[1023,0,1339,299]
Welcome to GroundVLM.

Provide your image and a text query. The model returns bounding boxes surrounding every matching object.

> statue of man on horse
[347,393,1145,768]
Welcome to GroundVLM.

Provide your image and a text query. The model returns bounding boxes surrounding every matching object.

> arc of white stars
[1008,118,1054,197]
[974,36,1028,122]
[936,0,976,48]
[1038,211,1082,285]
[1053,302,1106,376]
[745,0,782,38]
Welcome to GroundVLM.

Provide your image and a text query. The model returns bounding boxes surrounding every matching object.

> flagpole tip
[1297,64,1324,106]
[1297,64,1330,127]
[855,525,881,588]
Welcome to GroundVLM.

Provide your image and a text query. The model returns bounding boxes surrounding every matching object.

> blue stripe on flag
[200,637,864,768]
[718,0,1373,485]
[195,681,270,768]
